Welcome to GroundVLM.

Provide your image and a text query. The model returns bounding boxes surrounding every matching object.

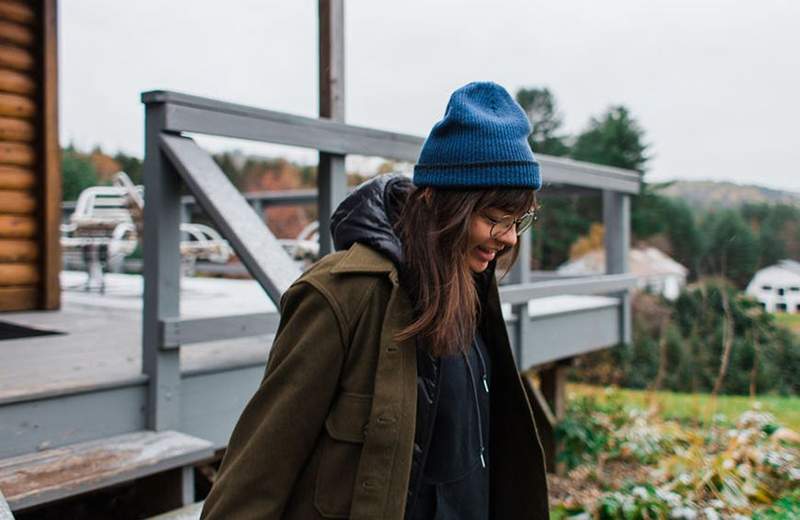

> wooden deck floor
[0,271,278,402]
[0,270,621,403]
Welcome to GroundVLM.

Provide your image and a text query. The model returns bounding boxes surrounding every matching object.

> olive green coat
[201,243,549,519]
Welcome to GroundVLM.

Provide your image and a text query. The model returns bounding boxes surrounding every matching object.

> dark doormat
[0,321,63,341]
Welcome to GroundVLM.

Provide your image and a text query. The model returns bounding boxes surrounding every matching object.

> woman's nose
[496,225,518,248]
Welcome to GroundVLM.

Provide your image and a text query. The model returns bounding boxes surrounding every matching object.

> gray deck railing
[140,90,639,432]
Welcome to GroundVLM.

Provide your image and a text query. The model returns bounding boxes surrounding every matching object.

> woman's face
[466,207,519,273]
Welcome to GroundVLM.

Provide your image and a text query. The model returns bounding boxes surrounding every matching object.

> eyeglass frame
[480,208,538,239]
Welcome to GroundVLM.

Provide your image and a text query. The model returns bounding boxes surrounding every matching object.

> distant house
[745,260,800,313]
[558,246,689,300]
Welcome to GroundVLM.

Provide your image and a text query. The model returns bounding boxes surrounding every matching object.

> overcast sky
[60,1,800,191]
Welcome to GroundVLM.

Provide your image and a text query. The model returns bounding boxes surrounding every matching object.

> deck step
[0,430,213,511]
[149,501,203,519]
[0,490,13,519]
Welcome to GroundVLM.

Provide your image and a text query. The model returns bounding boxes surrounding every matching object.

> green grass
[569,383,800,431]
[774,312,800,334]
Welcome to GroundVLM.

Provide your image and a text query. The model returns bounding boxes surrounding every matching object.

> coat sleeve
[201,280,346,520]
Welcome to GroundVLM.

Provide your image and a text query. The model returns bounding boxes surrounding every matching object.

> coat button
[362,479,378,490]
[377,414,396,424]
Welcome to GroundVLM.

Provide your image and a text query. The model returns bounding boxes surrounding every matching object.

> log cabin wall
[0,0,59,311]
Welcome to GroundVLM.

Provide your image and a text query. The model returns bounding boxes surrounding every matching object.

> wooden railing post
[508,228,532,369]
[603,190,632,344]
[142,102,182,432]
[317,0,347,256]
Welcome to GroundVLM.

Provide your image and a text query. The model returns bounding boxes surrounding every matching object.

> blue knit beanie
[413,81,541,190]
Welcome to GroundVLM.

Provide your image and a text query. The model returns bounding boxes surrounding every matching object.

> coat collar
[330,242,398,278]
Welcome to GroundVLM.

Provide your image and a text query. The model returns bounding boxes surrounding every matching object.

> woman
[201,82,549,519]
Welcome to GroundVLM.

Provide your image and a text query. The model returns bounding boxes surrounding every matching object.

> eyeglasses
[482,209,538,239]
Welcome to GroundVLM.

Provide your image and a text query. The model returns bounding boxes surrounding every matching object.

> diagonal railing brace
[159,134,301,303]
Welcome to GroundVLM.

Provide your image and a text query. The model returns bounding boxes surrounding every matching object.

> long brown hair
[394,185,537,357]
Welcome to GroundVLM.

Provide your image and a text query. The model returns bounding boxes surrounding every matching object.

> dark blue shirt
[409,331,491,519]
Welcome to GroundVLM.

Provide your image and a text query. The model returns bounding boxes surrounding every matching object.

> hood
[330,173,414,269]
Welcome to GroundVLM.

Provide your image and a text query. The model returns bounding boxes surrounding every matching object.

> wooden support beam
[603,190,632,344]
[540,363,568,422]
[159,134,300,302]
[40,0,61,310]
[317,0,346,257]
[540,362,570,474]
[521,373,557,474]
[142,103,181,432]
[508,229,531,368]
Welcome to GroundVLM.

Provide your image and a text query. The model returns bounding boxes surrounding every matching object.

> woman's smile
[474,245,498,263]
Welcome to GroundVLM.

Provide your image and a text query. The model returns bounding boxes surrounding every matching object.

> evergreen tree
[113,152,143,185]
[701,210,759,288]
[571,105,648,172]
[515,87,570,157]
[62,150,99,201]
[662,197,702,278]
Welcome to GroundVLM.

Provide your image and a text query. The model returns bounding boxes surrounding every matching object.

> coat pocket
[314,391,373,518]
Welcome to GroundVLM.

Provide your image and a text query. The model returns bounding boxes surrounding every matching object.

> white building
[745,259,800,313]
[557,246,689,300]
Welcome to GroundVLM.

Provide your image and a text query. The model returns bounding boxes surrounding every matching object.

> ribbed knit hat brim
[413,160,540,188]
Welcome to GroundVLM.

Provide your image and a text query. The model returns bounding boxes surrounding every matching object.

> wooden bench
[61,172,233,291]
[0,430,213,513]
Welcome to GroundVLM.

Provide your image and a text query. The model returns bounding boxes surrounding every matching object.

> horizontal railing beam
[159,312,281,349]
[142,90,640,193]
[181,189,317,209]
[154,276,634,348]
[143,90,423,162]
[539,156,640,194]
[499,273,637,304]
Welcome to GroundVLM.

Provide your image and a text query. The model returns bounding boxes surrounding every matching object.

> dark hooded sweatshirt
[331,174,492,520]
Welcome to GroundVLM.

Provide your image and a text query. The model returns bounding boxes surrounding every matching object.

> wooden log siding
[0,69,34,94]
[0,1,48,311]
[0,92,34,118]
[0,20,32,47]
[0,238,36,261]
[0,285,35,310]
[0,189,34,213]
[0,44,32,71]
[0,214,35,237]
[0,116,32,141]
[0,141,33,165]
[0,1,34,25]
[0,165,34,189]
[0,262,37,284]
